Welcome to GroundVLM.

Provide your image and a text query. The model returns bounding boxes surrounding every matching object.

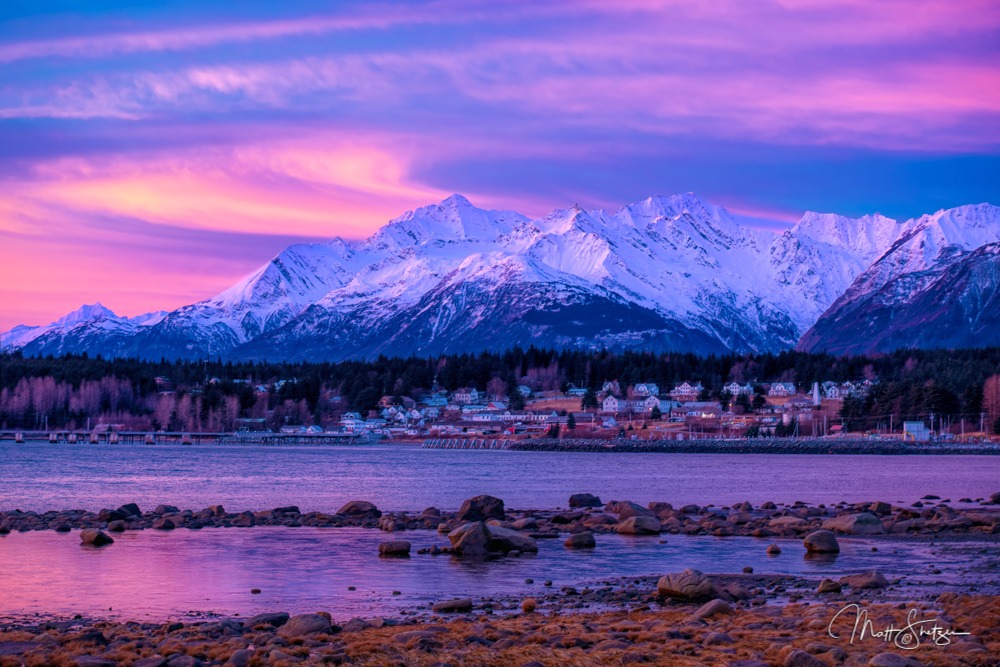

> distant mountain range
[4,193,998,360]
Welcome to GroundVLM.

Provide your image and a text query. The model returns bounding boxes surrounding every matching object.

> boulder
[244,612,289,628]
[232,511,255,527]
[432,598,473,613]
[817,578,842,594]
[692,599,732,619]
[107,520,126,532]
[840,571,889,589]
[378,540,411,557]
[80,529,114,546]
[457,495,505,522]
[868,501,892,515]
[448,521,537,555]
[568,493,603,508]
[822,512,886,535]
[117,503,142,517]
[986,491,1000,505]
[564,532,596,549]
[153,504,180,515]
[483,524,538,553]
[803,530,840,553]
[152,517,175,530]
[605,500,654,519]
[769,516,810,531]
[766,544,782,555]
[615,516,661,534]
[657,569,719,602]
[337,500,381,517]
[277,613,332,637]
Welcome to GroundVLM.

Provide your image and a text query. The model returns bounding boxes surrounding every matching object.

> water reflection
[0,527,988,621]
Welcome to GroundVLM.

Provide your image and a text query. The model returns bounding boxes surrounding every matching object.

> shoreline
[504,437,1000,455]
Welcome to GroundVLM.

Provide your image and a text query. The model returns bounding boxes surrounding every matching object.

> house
[602,395,644,413]
[565,387,587,397]
[903,421,931,442]
[821,381,841,399]
[486,401,507,411]
[516,385,533,397]
[768,382,797,397]
[601,380,621,396]
[724,381,754,396]
[632,383,659,397]
[340,412,366,432]
[453,387,480,404]
[602,417,618,429]
[670,382,704,401]
[642,396,681,413]
[422,394,449,407]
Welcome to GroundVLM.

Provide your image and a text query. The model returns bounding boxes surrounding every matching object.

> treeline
[2,347,1000,432]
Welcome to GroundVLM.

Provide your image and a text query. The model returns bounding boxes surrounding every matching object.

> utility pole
[889,413,893,435]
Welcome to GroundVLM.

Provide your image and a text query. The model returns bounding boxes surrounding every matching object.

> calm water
[0,442,998,513]
[0,527,986,621]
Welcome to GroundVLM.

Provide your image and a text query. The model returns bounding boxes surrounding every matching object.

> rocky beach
[2,493,999,666]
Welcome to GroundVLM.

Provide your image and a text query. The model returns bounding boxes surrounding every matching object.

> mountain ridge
[4,194,998,360]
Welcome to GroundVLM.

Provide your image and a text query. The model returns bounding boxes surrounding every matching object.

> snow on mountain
[5,196,998,361]
[798,204,1000,354]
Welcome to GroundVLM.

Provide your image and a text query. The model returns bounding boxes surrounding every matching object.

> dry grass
[1,595,997,666]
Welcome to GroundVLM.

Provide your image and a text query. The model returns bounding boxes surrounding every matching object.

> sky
[1,0,999,330]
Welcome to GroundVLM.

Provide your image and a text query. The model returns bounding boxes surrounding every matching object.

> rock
[704,632,734,645]
[337,500,381,517]
[615,516,661,534]
[766,543,781,555]
[232,511,255,527]
[244,612,290,628]
[484,524,538,553]
[511,517,537,530]
[55,523,71,532]
[868,653,926,667]
[783,650,827,667]
[869,501,892,515]
[569,493,602,508]
[152,517,175,530]
[226,651,252,667]
[564,532,596,549]
[605,500,655,519]
[133,658,168,667]
[551,511,584,524]
[447,522,492,556]
[166,657,202,667]
[769,516,810,531]
[73,658,116,667]
[657,569,719,602]
[340,617,373,633]
[277,613,332,637]
[803,530,840,553]
[822,512,886,535]
[432,598,473,613]
[457,495,505,522]
[986,491,1000,505]
[153,504,180,515]
[693,599,732,619]
[107,520,126,532]
[80,528,114,546]
[840,571,889,589]
[448,521,537,556]
[117,503,142,517]
[378,540,411,556]
[817,578,842,594]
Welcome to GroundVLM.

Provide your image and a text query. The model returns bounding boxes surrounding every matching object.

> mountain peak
[54,302,119,328]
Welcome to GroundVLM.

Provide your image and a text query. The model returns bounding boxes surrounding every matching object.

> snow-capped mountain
[3,194,998,360]
[798,204,1000,354]
[1,303,167,357]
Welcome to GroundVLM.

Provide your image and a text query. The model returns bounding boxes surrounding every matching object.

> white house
[724,381,754,396]
[768,382,797,397]
[516,385,533,397]
[670,382,704,401]
[453,387,480,404]
[821,382,842,399]
[632,383,659,397]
